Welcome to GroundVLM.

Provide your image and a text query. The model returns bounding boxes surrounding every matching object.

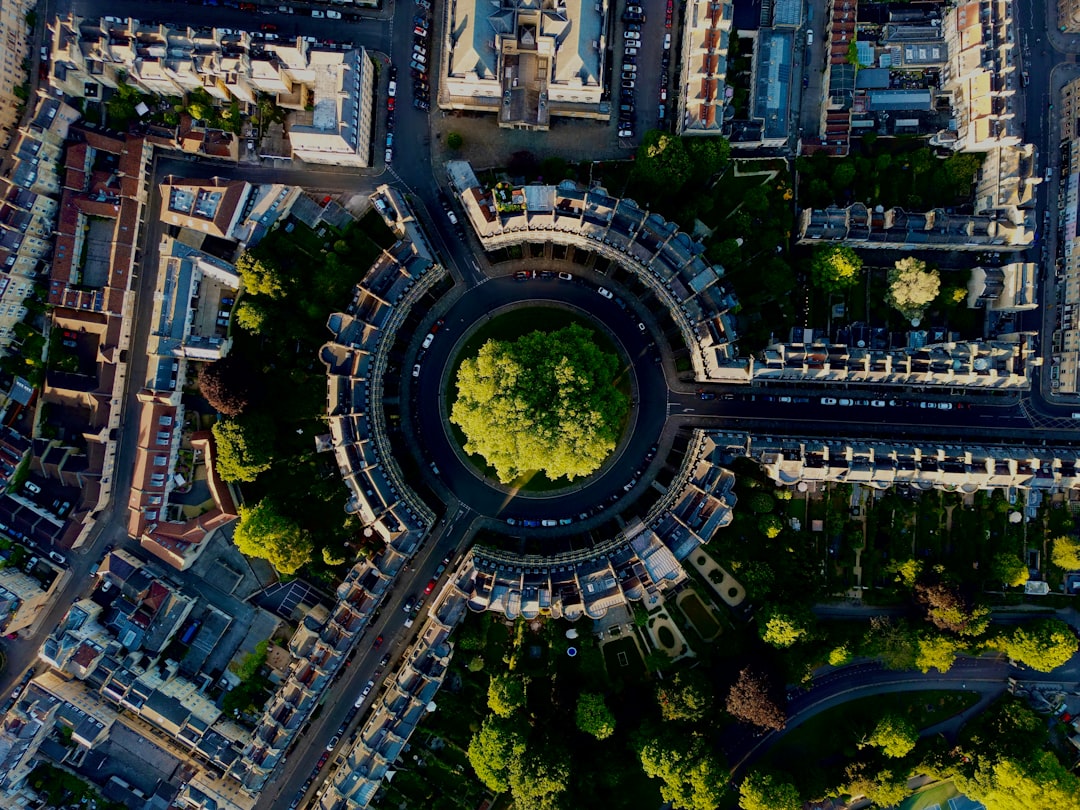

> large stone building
[439,0,610,129]
[50,16,375,166]
[676,0,734,135]
[939,0,1020,152]
[0,0,33,149]
[1053,76,1080,395]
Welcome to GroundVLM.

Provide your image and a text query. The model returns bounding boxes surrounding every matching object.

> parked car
[311,9,324,17]
[623,30,640,39]
[48,551,66,565]
[422,332,435,349]
[24,482,40,495]
[326,735,340,751]
[388,80,397,97]
[327,9,342,18]
[411,363,421,377]
[597,287,614,299]
[424,578,437,595]
[372,635,384,648]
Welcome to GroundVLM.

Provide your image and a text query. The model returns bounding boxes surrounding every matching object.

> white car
[541,519,557,527]
[625,46,638,56]
[24,482,40,494]
[821,397,837,405]
[311,9,325,17]
[388,80,397,97]
[597,287,614,299]
[838,398,853,406]
[385,147,393,163]
[623,64,637,73]
[413,51,427,64]
[624,31,640,40]
[421,332,434,349]
[48,551,66,565]
[871,400,886,407]
[619,128,633,137]
[327,9,342,18]
[412,364,421,377]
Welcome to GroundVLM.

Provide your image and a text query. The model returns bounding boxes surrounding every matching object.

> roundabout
[408,272,669,527]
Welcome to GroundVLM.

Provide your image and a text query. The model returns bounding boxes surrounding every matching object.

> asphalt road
[726,656,1013,775]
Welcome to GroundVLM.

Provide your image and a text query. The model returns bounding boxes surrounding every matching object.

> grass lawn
[677,592,722,640]
[445,306,632,492]
[760,690,981,776]
[899,780,963,810]
[601,635,647,684]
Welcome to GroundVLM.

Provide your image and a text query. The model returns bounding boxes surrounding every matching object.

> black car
[389,66,398,81]
[414,98,430,111]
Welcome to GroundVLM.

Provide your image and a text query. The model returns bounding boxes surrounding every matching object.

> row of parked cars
[411,7,432,110]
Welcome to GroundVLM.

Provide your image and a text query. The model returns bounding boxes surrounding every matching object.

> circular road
[411,273,668,524]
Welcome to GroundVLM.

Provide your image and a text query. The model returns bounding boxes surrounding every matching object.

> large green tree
[233,498,313,574]
[887,257,941,322]
[810,245,863,292]
[212,413,275,482]
[842,762,909,807]
[737,771,801,810]
[638,732,728,810]
[757,605,814,649]
[992,619,1077,672]
[915,632,961,674]
[467,715,527,793]
[1051,535,1080,570]
[236,252,288,299]
[633,131,692,192]
[451,324,628,482]
[990,552,1029,587]
[958,751,1080,810]
[863,713,918,759]
[487,673,527,717]
[508,744,570,810]
[656,670,714,722]
[862,617,918,671]
[575,692,615,740]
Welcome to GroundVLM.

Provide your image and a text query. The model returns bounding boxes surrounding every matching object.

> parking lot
[617,0,675,145]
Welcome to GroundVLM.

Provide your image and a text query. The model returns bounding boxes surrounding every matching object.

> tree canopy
[637,731,728,810]
[233,498,313,575]
[1050,535,1080,571]
[212,413,275,482]
[915,632,961,674]
[810,245,863,292]
[991,552,1030,587]
[575,692,615,739]
[633,131,692,192]
[842,761,909,807]
[656,670,714,722]
[488,673,528,717]
[236,252,288,299]
[992,619,1077,672]
[738,771,801,810]
[915,582,990,637]
[451,324,628,482]
[863,713,918,759]
[725,668,785,731]
[757,605,814,649]
[467,715,527,793]
[887,257,941,321]
[507,744,570,810]
[198,354,258,416]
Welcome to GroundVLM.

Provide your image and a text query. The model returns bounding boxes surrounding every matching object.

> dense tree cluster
[914,582,990,637]
[990,552,1029,587]
[757,605,814,649]
[637,731,728,810]
[991,619,1077,672]
[737,771,801,810]
[451,324,628,482]
[487,673,528,718]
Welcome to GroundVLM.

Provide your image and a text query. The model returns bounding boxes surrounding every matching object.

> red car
[372,634,384,648]
[387,97,395,111]
[424,578,437,595]
[260,23,277,32]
